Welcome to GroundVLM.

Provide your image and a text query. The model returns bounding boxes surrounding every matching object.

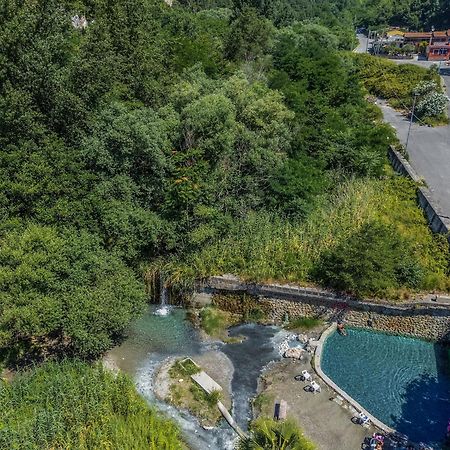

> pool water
[321,328,450,448]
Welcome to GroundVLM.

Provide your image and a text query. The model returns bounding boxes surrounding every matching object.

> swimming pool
[321,328,450,448]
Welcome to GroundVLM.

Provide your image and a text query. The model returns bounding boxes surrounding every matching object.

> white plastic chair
[301,370,312,382]
[310,380,321,393]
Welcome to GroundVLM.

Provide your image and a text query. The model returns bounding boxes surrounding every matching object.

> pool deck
[314,324,395,435]
[257,358,373,450]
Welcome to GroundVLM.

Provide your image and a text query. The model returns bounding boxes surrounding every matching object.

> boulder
[283,347,304,359]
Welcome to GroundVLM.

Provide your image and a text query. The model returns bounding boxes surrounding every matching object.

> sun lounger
[301,370,312,381]
[310,380,321,393]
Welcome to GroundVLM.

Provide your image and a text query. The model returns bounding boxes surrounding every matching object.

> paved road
[379,70,450,217]
[354,34,450,216]
[355,33,369,53]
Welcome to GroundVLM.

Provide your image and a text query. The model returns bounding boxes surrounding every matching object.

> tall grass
[154,170,449,296]
[0,360,183,450]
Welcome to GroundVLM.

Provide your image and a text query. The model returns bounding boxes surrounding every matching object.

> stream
[107,305,287,449]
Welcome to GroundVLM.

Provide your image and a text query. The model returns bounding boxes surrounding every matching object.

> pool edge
[314,323,395,434]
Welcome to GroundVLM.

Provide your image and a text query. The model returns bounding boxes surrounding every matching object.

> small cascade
[154,276,170,316]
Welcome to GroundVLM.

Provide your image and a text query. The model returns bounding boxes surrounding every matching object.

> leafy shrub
[239,418,316,449]
[314,221,424,296]
[415,91,449,118]
[413,81,439,97]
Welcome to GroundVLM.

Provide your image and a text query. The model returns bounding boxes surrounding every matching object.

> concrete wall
[388,146,450,235]
[200,276,450,342]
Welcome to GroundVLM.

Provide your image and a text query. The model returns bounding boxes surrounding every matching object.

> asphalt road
[354,34,450,217]
[355,34,369,53]
[379,72,450,217]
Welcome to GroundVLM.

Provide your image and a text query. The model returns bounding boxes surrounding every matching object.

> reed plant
[152,170,449,298]
[0,360,183,450]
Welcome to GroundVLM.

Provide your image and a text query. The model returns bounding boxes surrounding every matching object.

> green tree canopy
[0,224,146,361]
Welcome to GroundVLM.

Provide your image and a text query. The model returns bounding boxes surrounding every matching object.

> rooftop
[404,32,432,38]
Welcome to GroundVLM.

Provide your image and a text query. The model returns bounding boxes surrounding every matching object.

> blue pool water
[321,328,450,448]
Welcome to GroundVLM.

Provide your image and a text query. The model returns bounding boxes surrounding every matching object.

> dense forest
[356,0,450,30]
[1,0,449,447]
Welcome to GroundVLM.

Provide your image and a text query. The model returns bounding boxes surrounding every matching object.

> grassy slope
[0,361,183,450]
[161,168,449,298]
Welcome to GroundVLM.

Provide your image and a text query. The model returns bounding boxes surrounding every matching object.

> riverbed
[106,305,287,449]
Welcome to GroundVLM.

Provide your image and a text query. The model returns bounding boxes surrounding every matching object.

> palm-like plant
[239,418,316,450]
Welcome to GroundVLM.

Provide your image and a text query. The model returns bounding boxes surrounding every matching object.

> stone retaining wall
[200,276,450,342]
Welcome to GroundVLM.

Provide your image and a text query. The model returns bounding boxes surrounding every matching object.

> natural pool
[321,328,450,448]
[107,306,285,449]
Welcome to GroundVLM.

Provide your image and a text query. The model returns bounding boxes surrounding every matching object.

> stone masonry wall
[259,296,450,342]
[200,276,450,342]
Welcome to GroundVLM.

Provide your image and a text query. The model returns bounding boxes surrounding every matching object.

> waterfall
[154,275,170,316]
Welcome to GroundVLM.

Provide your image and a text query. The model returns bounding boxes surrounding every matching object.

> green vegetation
[285,317,323,331]
[239,418,316,450]
[353,54,441,110]
[176,358,201,376]
[252,392,275,415]
[356,0,450,30]
[198,305,246,342]
[1,0,448,371]
[199,306,231,338]
[0,360,182,449]
[168,358,222,426]
[2,0,450,443]
[0,224,146,363]
[163,173,449,298]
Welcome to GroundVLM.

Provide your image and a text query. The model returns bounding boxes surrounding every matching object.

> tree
[225,6,275,62]
[314,221,424,296]
[0,224,146,362]
[269,156,328,218]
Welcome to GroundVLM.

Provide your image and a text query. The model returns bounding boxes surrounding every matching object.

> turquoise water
[321,328,450,448]
[107,307,286,449]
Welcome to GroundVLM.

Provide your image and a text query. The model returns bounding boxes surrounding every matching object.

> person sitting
[337,321,347,336]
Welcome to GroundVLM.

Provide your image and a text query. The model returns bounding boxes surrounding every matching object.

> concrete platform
[191,371,223,394]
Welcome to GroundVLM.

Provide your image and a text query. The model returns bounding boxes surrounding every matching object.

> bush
[0,225,146,362]
[415,91,449,118]
[239,418,316,450]
[314,221,424,296]
[0,361,182,449]
[353,54,439,108]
